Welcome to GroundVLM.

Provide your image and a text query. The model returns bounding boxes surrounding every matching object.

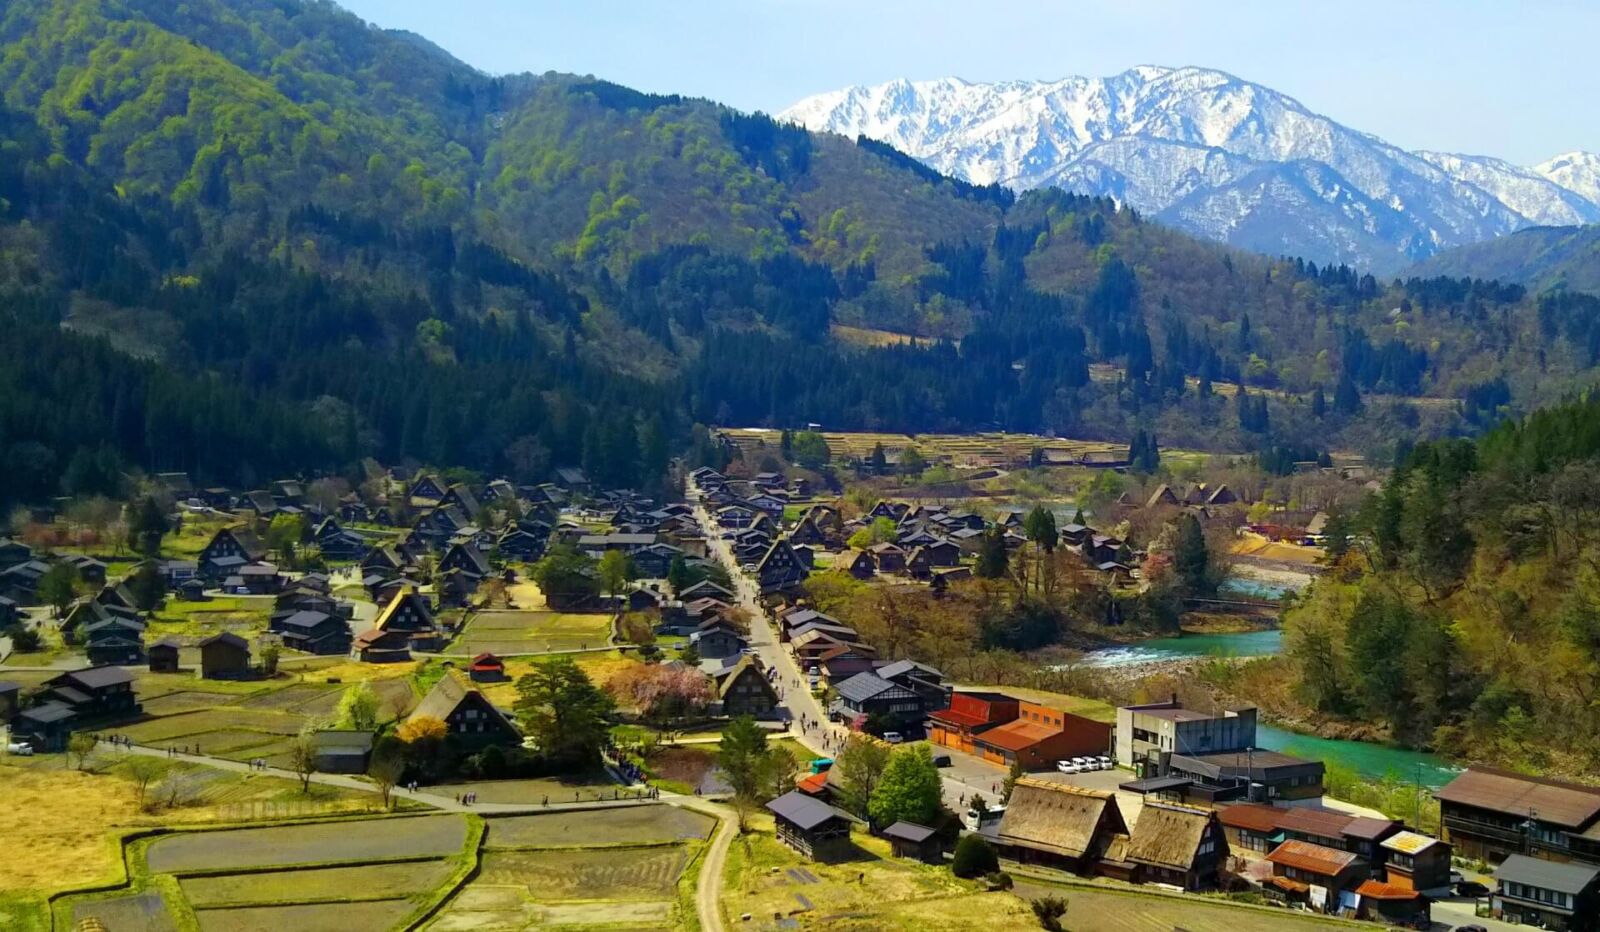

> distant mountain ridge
[1409,224,1600,295]
[780,67,1600,272]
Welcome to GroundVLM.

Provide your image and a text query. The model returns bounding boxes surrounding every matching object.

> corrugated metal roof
[1266,839,1360,875]
[766,790,853,830]
[1494,853,1600,895]
[1437,768,1600,829]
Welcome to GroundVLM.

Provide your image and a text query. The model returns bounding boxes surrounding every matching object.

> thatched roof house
[1123,801,1228,890]
[995,778,1128,872]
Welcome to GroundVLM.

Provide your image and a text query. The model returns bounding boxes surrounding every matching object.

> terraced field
[193,899,415,932]
[180,860,454,907]
[486,807,713,848]
[428,804,706,931]
[483,847,688,901]
[146,814,468,873]
[716,427,1128,468]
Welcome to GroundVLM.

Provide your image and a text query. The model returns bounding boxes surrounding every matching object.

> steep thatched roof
[1126,802,1217,871]
[997,778,1126,859]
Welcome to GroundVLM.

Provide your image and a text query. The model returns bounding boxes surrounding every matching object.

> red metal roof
[929,707,994,729]
[974,720,1060,752]
[796,771,828,795]
[1355,879,1421,901]
[1266,840,1360,876]
[1217,803,1285,833]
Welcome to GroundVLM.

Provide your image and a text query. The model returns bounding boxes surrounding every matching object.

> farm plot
[486,806,713,848]
[180,859,454,907]
[72,892,178,932]
[480,846,688,901]
[120,708,306,745]
[194,899,414,932]
[449,611,613,655]
[232,683,341,712]
[139,690,240,716]
[146,814,469,873]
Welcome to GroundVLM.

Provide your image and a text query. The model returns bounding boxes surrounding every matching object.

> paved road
[689,486,999,809]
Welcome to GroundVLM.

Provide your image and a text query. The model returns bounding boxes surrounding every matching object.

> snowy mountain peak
[779,68,1600,271]
[1534,151,1600,209]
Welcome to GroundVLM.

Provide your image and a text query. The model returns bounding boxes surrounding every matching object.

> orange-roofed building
[972,701,1111,770]
[1354,879,1429,925]
[1265,839,1369,913]
[928,691,1019,754]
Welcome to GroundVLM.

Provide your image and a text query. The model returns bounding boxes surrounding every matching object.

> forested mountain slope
[1408,224,1600,296]
[1272,396,1600,774]
[3,0,1600,510]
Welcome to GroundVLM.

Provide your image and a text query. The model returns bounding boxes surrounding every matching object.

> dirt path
[675,797,736,932]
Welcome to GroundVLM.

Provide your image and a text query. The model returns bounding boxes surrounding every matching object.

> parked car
[882,732,904,744]
[5,742,34,756]
[1453,881,1489,898]
[1096,755,1113,769]
[1056,760,1080,774]
[932,753,952,768]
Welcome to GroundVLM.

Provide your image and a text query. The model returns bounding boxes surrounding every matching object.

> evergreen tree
[513,657,615,769]
[1311,384,1327,418]
[1335,371,1363,415]
[1023,506,1057,553]
[1172,513,1211,595]
[976,527,1009,579]
[666,555,693,597]
[868,442,887,475]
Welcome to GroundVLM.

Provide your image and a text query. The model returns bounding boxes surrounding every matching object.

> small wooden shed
[883,821,942,864]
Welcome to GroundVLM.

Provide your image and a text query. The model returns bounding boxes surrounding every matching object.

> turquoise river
[1087,627,1460,788]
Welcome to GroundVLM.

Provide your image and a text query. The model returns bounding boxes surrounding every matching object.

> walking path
[93,739,671,815]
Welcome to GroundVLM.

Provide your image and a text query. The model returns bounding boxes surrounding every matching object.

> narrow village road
[689,488,1000,809]
[690,496,838,760]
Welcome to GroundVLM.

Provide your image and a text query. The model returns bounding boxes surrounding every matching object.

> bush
[1031,895,1068,931]
[985,870,1013,890]
[951,834,998,878]
[5,623,40,652]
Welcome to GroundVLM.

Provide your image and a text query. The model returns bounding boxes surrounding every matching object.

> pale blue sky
[338,0,1598,165]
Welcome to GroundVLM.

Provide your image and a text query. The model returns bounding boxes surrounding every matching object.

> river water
[1085,627,1460,788]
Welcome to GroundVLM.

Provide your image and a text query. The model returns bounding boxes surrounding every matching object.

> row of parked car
[1056,755,1113,774]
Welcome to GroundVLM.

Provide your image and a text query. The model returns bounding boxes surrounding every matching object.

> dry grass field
[448,610,615,655]
[0,758,386,895]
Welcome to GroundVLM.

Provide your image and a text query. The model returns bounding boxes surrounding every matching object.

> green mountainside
[3,0,1600,508]
[1407,223,1600,296]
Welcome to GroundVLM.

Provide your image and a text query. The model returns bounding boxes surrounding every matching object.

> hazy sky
[337,1,1598,166]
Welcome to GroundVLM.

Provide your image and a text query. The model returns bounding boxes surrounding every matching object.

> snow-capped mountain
[1534,151,1600,208]
[780,67,1600,272]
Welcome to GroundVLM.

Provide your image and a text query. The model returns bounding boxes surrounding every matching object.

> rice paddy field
[145,814,468,873]
[62,814,477,932]
[104,669,416,766]
[426,805,709,931]
[447,610,615,655]
[716,427,1128,468]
